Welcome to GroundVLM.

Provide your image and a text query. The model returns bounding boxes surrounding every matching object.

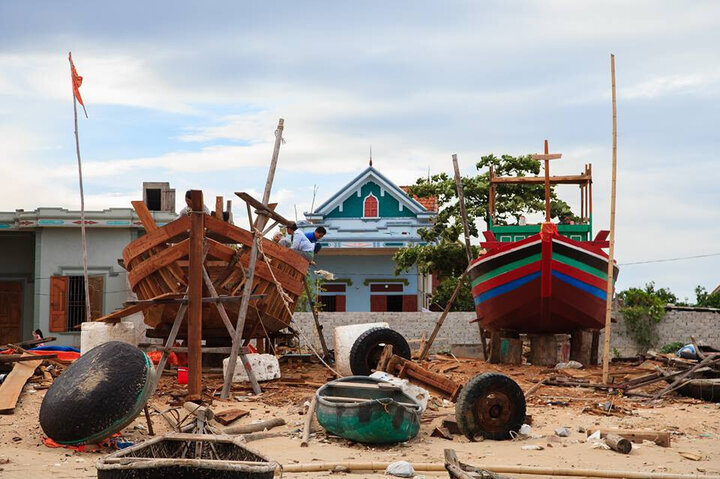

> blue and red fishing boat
[468,142,618,334]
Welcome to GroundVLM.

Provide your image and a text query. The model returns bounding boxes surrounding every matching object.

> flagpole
[70,53,92,323]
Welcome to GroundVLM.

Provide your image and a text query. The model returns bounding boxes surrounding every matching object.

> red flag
[68,52,88,117]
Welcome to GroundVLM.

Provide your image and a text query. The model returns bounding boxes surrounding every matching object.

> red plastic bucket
[177,367,188,385]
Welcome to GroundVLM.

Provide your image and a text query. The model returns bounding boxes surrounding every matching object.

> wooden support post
[452,154,488,360]
[187,190,204,397]
[602,54,619,385]
[215,196,223,220]
[221,119,285,399]
[544,140,551,221]
[418,272,466,361]
[303,280,331,360]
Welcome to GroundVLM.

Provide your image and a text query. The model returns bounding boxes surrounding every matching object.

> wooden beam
[0,354,57,363]
[131,200,158,232]
[215,196,223,220]
[222,119,285,399]
[187,190,204,397]
[418,272,467,361]
[530,153,562,161]
[490,174,591,185]
[234,192,294,227]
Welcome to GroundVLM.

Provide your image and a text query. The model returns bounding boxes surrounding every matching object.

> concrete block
[223,353,280,382]
[80,321,136,355]
[450,343,485,360]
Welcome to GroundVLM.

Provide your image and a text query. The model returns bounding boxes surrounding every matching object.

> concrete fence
[295,306,720,361]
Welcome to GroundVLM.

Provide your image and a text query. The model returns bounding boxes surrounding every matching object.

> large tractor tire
[349,327,411,375]
[455,372,526,441]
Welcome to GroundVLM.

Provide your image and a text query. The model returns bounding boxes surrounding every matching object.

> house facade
[0,183,176,347]
[302,165,437,312]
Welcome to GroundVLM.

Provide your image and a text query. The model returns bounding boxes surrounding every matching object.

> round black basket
[40,341,154,445]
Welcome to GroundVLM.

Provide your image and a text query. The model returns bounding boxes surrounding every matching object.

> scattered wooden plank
[0,354,57,363]
[0,358,43,413]
[587,429,671,447]
[214,408,250,426]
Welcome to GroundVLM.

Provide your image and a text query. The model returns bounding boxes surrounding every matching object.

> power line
[619,252,720,266]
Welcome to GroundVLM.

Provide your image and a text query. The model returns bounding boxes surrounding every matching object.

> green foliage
[394,153,577,312]
[695,286,720,308]
[618,282,672,351]
[403,154,575,245]
[659,341,685,354]
[431,275,475,312]
[296,276,326,313]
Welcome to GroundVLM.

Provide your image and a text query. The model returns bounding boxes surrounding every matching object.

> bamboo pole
[221,119,285,399]
[281,462,720,479]
[602,54,619,385]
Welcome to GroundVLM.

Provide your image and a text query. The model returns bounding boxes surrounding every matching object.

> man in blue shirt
[304,226,327,255]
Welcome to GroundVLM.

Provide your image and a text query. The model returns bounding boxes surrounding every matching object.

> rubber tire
[349,327,411,375]
[455,372,526,441]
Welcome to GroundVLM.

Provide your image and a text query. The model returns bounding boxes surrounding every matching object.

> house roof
[310,166,431,217]
[399,186,438,212]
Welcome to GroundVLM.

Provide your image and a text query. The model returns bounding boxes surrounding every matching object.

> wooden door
[370,295,386,312]
[0,281,22,345]
[49,276,68,332]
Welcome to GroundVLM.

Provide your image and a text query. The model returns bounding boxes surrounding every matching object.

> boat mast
[531,141,562,223]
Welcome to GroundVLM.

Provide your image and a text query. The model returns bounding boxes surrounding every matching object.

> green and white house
[302,165,437,312]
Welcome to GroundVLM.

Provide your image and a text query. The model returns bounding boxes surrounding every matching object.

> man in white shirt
[287,223,314,261]
[179,190,210,216]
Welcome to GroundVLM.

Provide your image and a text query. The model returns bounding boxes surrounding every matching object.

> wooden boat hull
[469,224,618,334]
[122,213,309,341]
[315,376,422,444]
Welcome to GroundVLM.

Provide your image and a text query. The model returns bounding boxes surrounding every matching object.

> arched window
[363,194,378,218]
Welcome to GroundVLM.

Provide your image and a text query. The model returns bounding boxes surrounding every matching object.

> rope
[253,228,341,377]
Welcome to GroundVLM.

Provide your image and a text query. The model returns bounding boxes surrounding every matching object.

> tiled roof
[400,186,438,212]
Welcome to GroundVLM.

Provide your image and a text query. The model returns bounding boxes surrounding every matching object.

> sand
[1,360,719,478]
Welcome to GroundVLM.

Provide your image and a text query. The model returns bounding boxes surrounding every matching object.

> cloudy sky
[1,1,718,300]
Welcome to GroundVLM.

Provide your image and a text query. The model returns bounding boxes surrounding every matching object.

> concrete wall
[35,228,136,347]
[599,306,720,357]
[296,307,720,362]
[293,311,478,352]
[313,255,419,312]
[0,232,36,340]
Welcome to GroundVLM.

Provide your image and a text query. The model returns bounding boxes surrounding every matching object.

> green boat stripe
[471,253,542,286]
[553,253,607,279]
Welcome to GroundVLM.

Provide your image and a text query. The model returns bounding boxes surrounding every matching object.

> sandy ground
[1,359,719,478]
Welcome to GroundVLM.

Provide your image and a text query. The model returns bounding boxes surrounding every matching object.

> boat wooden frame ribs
[112,199,309,343]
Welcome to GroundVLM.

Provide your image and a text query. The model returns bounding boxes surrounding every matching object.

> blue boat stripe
[552,271,607,300]
[474,271,541,305]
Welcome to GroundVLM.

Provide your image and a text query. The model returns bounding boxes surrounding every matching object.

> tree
[617,282,675,351]
[393,154,575,311]
[695,286,720,308]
